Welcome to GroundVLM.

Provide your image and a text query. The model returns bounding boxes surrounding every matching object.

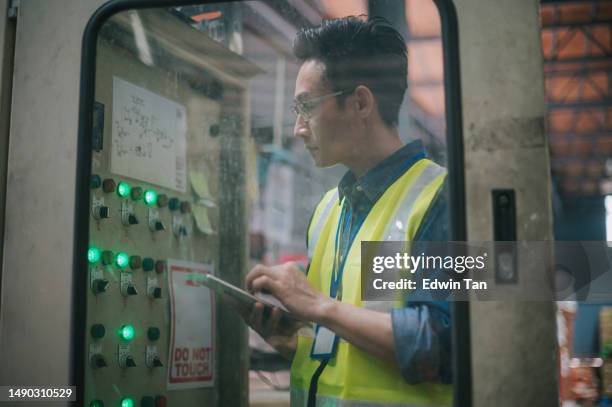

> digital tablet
[201,273,299,321]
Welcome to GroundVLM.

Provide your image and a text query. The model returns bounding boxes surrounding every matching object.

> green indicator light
[119,398,134,407]
[115,252,129,268]
[118,325,135,341]
[144,189,158,206]
[116,182,131,198]
[88,247,101,264]
[90,400,104,407]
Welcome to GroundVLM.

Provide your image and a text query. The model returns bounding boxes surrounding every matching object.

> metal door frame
[74,1,468,406]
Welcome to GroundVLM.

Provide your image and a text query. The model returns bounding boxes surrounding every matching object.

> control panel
[83,9,256,406]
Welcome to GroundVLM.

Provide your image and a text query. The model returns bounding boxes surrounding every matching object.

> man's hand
[245,262,332,322]
[248,302,299,360]
[245,262,397,364]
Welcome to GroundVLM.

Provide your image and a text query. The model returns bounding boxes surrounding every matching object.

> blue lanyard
[329,200,366,299]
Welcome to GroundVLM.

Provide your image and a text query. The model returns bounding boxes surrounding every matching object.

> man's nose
[293,115,310,139]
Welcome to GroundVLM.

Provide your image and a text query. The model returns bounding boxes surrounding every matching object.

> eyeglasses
[291,90,347,120]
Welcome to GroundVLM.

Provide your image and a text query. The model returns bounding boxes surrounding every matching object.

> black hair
[293,16,408,127]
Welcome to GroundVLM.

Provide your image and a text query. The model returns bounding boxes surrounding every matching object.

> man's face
[293,60,354,167]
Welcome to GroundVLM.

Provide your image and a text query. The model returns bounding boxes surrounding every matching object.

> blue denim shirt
[333,140,451,384]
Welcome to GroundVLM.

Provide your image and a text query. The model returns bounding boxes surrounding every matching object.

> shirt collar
[338,139,426,204]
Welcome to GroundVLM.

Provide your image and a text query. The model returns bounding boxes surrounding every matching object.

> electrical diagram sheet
[111,76,187,192]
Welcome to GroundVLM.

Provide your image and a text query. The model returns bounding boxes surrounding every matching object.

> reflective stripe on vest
[362,163,446,313]
[291,389,450,407]
[292,159,451,407]
[308,189,340,262]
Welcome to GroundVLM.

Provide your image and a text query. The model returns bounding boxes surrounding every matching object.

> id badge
[310,324,339,360]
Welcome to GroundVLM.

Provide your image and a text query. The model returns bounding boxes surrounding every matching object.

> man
[244,16,452,407]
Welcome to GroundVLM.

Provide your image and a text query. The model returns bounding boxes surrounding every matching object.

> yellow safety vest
[290,158,452,407]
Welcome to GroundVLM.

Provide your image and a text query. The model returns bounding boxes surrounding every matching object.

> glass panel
[86,2,450,405]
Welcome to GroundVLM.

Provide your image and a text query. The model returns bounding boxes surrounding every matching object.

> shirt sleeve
[391,180,453,384]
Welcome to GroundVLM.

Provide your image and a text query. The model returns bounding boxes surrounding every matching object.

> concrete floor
[249,370,290,407]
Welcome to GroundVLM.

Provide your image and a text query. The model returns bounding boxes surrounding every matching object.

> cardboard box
[603,359,612,397]
[601,307,612,350]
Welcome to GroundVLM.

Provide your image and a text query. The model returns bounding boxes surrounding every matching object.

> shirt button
[355,185,363,192]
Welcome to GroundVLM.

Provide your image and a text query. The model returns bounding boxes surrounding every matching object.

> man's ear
[353,85,375,119]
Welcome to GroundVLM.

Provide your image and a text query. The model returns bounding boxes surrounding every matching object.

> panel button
[142,258,155,272]
[180,201,191,214]
[130,186,143,201]
[119,325,135,341]
[88,247,101,264]
[116,182,131,198]
[115,252,129,268]
[168,198,180,211]
[90,175,102,189]
[157,194,169,207]
[102,178,116,193]
[129,255,142,270]
[152,356,163,367]
[141,397,155,407]
[90,324,106,339]
[120,398,135,407]
[147,327,160,341]
[155,260,166,274]
[126,285,138,296]
[144,189,158,206]
[101,250,113,265]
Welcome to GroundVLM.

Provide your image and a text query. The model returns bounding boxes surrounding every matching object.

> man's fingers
[246,264,281,292]
[249,302,265,331]
[251,275,277,294]
[264,306,282,334]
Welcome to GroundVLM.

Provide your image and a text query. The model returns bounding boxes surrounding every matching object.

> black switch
[125,356,136,367]
[154,221,165,231]
[153,287,162,299]
[90,324,106,339]
[91,354,107,369]
[180,226,188,236]
[127,285,138,296]
[152,357,163,367]
[93,279,109,294]
[128,214,139,225]
[147,327,160,341]
[98,206,110,219]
